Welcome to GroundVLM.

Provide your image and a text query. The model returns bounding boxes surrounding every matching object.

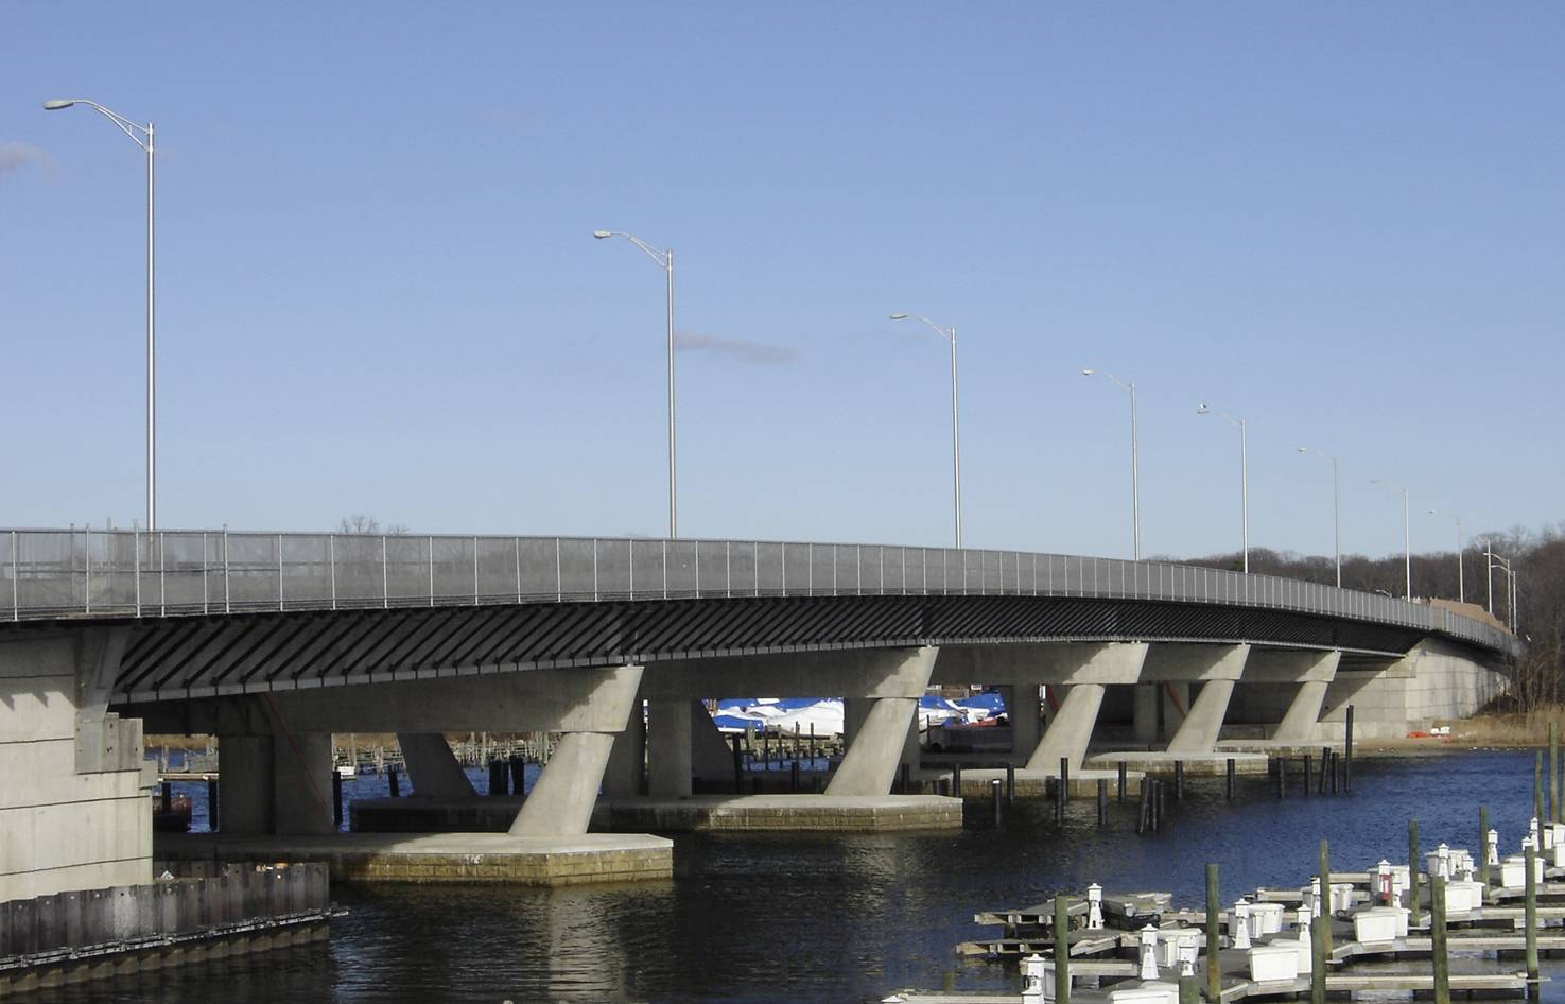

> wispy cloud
[0,142,55,179]
[676,331,797,366]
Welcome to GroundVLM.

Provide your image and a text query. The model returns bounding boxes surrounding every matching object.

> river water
[39,749,1565,1004]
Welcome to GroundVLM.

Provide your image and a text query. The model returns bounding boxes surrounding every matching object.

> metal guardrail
[0,529,1517,656]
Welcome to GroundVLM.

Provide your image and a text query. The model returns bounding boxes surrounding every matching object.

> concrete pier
[154,831,673,885]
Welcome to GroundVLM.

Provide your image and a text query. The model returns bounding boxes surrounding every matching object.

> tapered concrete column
[602,705,646,797]
[218,735,275,835]
[647,698,694,798]
[1162,644,1249,752]
[1275,681,1331,742]
[1026,684,1107,772]
[826,647,939,796]
[273,732,335,835]
[1161,682,1189,741]
[397,732,477,799]
[510,732,617,836]
[1167,681,1236,752]
[1133,684,1159,745]
[827,697,920,795]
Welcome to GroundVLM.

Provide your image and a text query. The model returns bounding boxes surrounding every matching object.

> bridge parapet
[0,528,1517,657]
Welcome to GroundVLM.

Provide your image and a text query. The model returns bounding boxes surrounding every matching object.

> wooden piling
[1525,842,1539,988]
[952,764,963,799]
[331,771,343,828]
[1054,893,1070,1004]
[1117,760,1127,801]
[1329,752,1339,795]
[1226,758,1235,800]
[1319,838,1333,956]
[1277,757,1286,798]
[207,778,219,831]
[1057,757,1069,823]
[1174,761,1184,799]
[1137,781,1150,834]
[387,766,400,798]
[1534,750,1545,824]
[991,778,1002,825]
[1006,763,1015,803]
[1097,779,1108,827]
[1302,754,1310,797]
[1309,913,1327,1004]
[1408,818,1422,927]
[1479,805,1491,889]
[1179,974,1201,1004]
[1205,864,1220,1002]
[1430,874,1450,1004]
[1551,721,1560,825]
[1344,704,1354,793]
[1318,746,1329,794]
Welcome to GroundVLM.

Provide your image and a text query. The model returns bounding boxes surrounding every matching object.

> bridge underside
[61,593,1471,705]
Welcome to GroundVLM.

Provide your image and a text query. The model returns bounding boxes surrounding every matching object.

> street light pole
[594,230,677,538]
[891,313,962,549]
[45,99,156,530]
[1427,509,1465,604]
[1197,403,1248,572]
[1371,479,1412,599]
[1083,369,1141,560]
[1297,446,1342,588]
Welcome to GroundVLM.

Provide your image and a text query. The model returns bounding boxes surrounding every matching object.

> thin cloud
[676,331,797,365]
[0,142,55,179]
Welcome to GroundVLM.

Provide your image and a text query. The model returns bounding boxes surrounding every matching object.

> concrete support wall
[0,632,150,903]
[646,699,693,798]
[273,732,334,835]
[1317,641,1505,740]
[1003,685,1043,760]
[397,732,477,799]
[218,736,275,835]
[1132,684,1159,745]
[602,705,646,798]
[1273,681,1331,742]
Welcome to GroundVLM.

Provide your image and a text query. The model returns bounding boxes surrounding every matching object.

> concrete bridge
[0,529,1515,900]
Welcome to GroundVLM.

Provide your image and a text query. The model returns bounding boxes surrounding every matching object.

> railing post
[428,535,435,607]
[592,538,599,601]
[380,535,388,609]
[661,540,668,599]
[134,528,142,616]
[158,531,166,616]
[753,541,759,596]
[555,538,562,602]
[694,540,700,594]
[277,533,284,611]
[628,537,635,600]
[329,535,337,610]
[472,535,479,605]
[84,526,92,614]
[515,537,522,603]
[808,542,814,594]
[224,529,231,613]
[202,532,209,614]
[725,540,731,598]
[10,530,18,621]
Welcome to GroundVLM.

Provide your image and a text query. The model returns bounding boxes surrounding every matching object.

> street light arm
[1084,368,1132,394]
[595,230,670,268]
[893,312,955,343]
[46,99,151,149]
[1196,403,1242,429]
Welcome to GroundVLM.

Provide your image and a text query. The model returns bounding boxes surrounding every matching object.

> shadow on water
[42,749,1565,1004]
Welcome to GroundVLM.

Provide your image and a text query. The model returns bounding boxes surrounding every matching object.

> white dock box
[1445,880,1484,913]
[1249,901,1285,935]
[1354,908,1399,943]
[1249,945,1300,982]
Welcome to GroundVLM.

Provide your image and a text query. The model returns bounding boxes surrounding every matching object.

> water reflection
[44,750,1564,1004]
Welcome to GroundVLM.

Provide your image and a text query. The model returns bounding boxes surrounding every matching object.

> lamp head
[889,312,909,320]
[1297,446,1308,453]
[1081,368,1095,376]
[42,100,76,110]
[592,230,613,239]
[1196,403,1211,415]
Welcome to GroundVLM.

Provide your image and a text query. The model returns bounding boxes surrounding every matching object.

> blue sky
[3,3,1561,562]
